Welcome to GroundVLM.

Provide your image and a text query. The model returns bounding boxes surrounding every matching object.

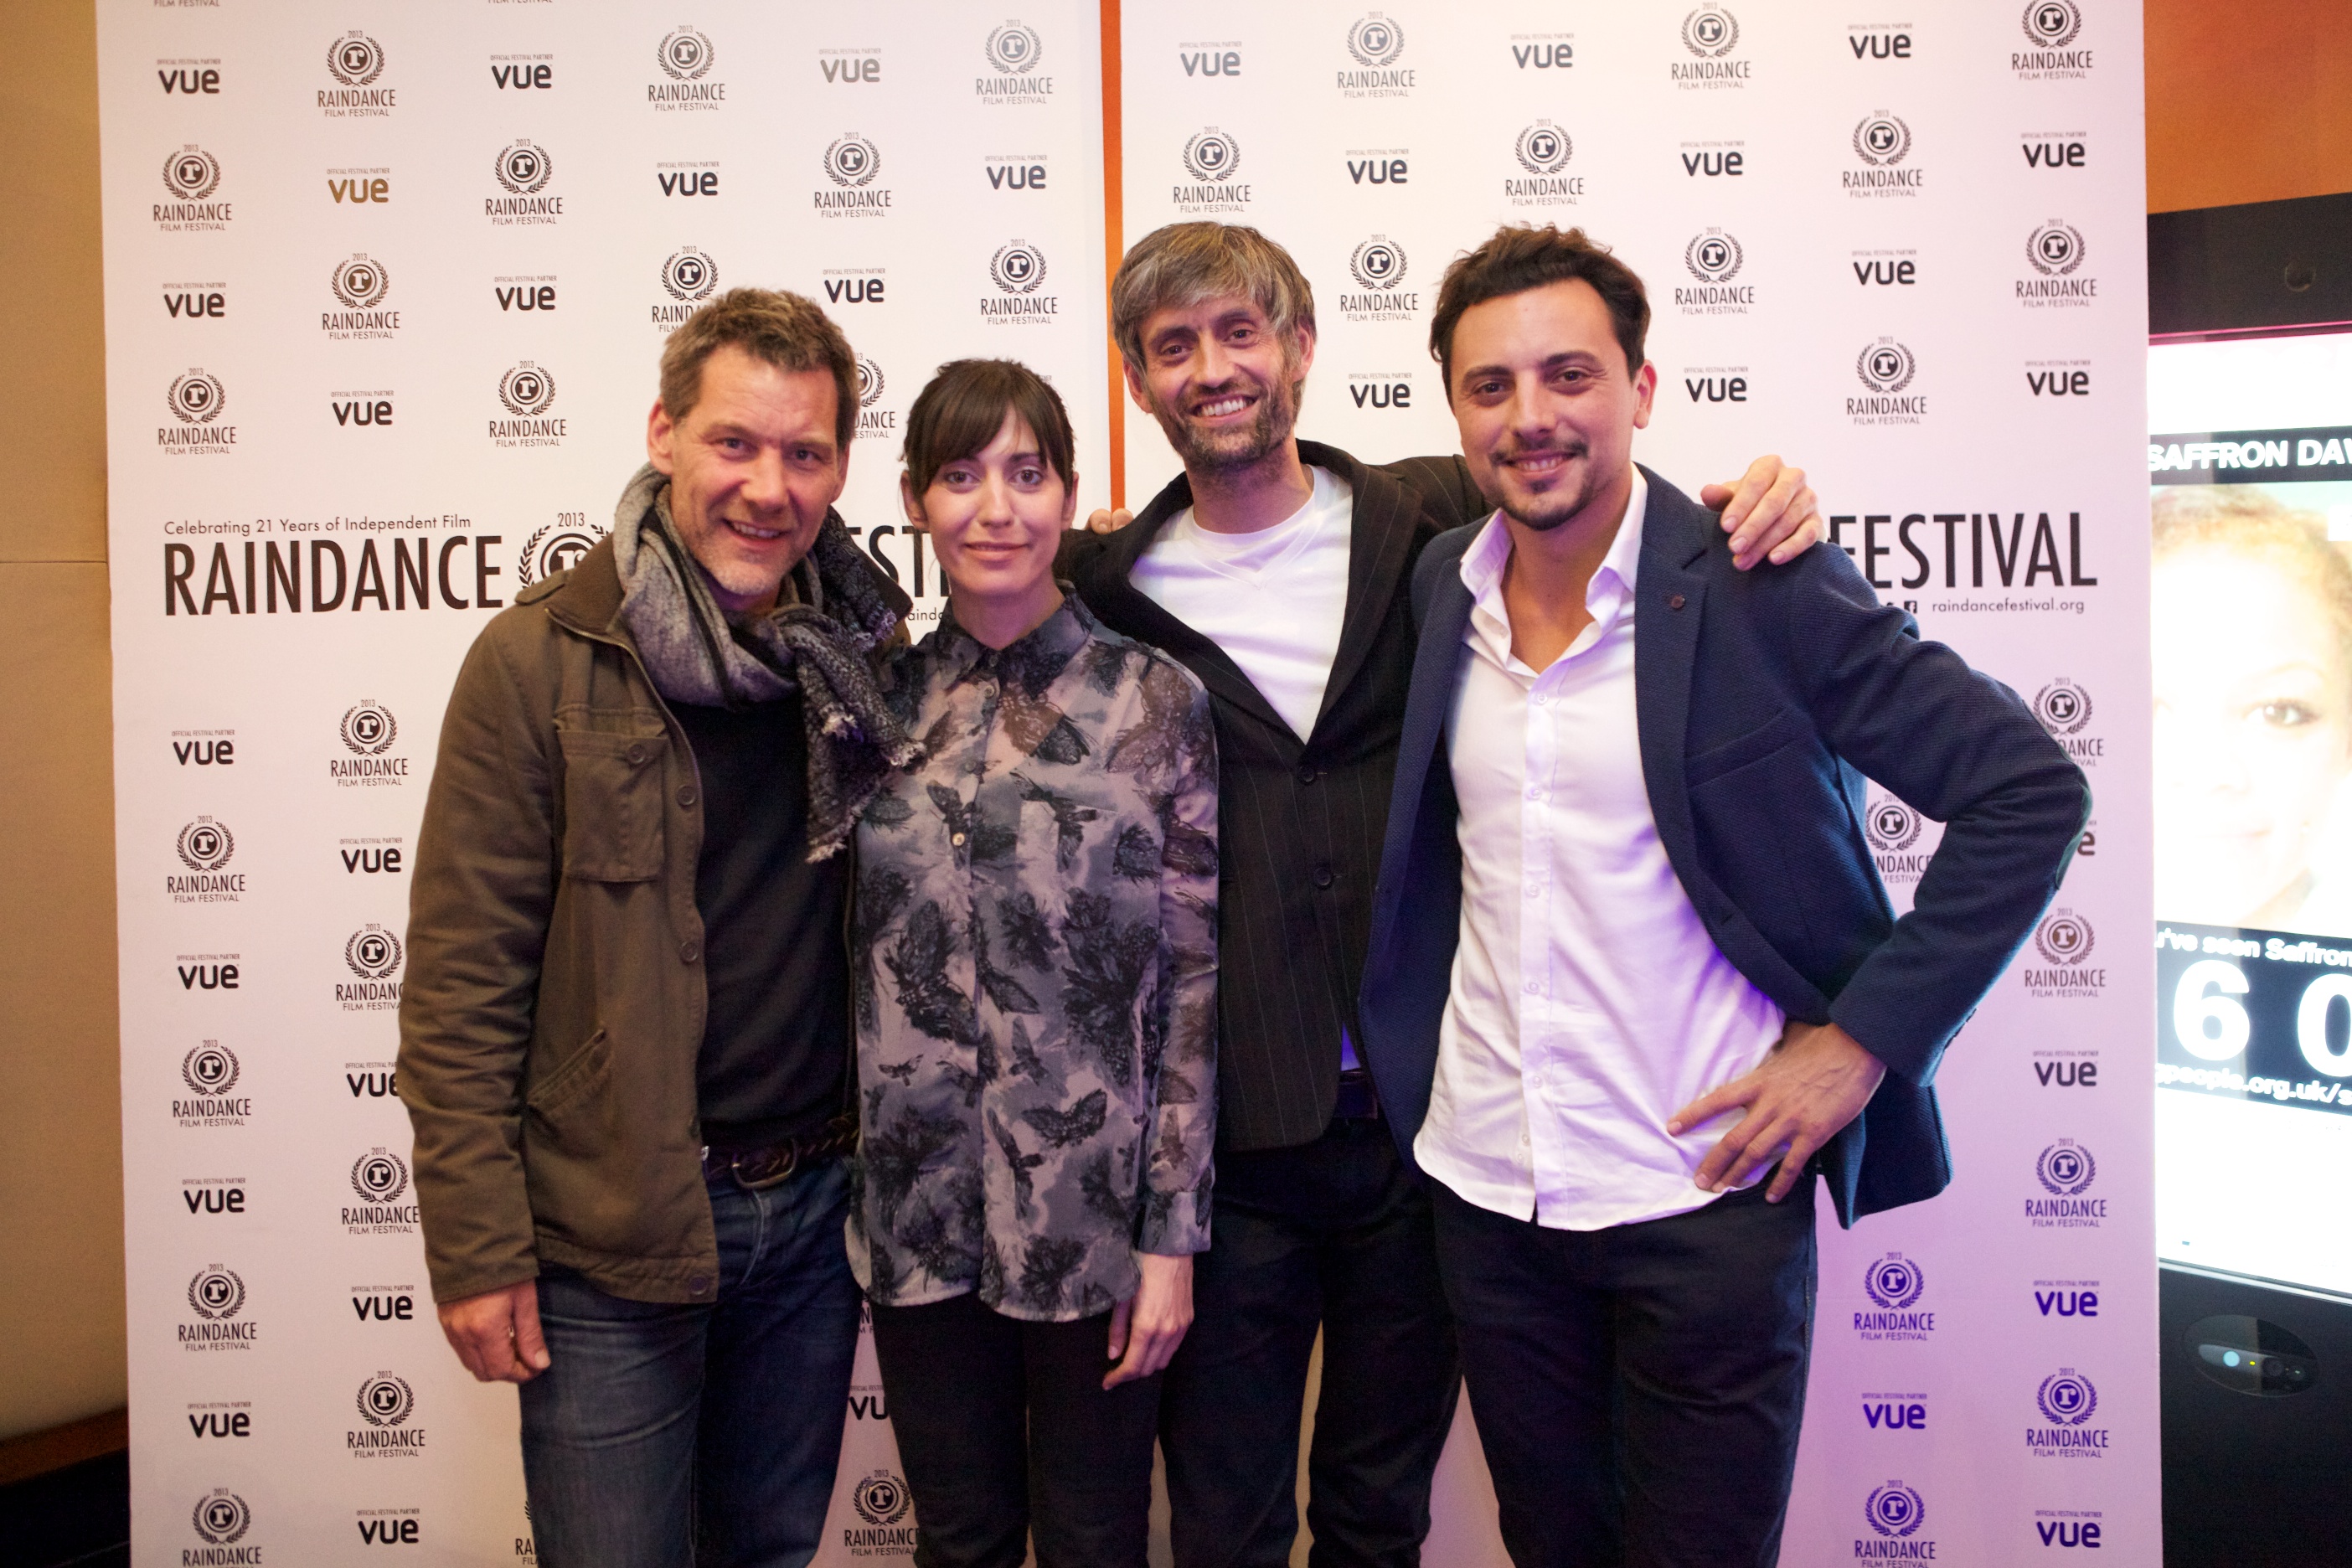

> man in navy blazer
[1355,224,2089,1566]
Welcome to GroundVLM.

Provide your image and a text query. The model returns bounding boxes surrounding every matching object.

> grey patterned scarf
[611,463,921,860]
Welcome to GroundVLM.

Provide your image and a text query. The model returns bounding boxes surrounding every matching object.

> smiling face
[2154,543,2352,926]
[905,409,1074,624]
[646,343,848,615]
[1126,294,1311,474]
[1447,277,1655,534]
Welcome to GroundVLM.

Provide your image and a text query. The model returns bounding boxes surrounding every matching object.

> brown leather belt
[701,1119,859,1190]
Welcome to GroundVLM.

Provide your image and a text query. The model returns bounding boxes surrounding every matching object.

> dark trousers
[1430,1176,1818,1568]
[869,1292,1163,1568]
[1160,1117,1462,1568]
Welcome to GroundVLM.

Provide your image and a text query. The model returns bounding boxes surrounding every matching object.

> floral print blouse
[847,594,1219,1322]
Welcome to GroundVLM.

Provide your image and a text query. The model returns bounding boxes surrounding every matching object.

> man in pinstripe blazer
[1060,220,1823,1568]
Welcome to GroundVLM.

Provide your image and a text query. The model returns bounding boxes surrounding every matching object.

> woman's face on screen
[2153,543,2352,926]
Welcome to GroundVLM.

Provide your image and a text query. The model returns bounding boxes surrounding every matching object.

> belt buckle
[730,1144,800,1191]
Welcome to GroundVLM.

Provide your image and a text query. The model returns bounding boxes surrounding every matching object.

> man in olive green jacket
[399,289,915,1568]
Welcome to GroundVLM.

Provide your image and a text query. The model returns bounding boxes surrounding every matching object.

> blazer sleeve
[1776,551,2090,1085]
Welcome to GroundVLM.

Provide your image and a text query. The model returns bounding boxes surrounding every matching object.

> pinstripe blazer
[1060,441,1488,1152]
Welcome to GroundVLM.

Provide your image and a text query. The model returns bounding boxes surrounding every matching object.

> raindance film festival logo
[519,520,606,585]
[192,1489,254,1552]
[2024,908,2103,999]
[1676,230,1751,314]
[346,1148,419,1234]
[1507,121,1581,209]
[1854,1253,1934,1342]
[162,369,235,455]
[321,30,393,116]
[1340,237,1416,323]
[334,702,409,787]
[342,925,405,1010]
[350,1372,426,1458]
[653,247,718,333]
[492,362,565,449]
[855,356,896,441]
[1849,338,1925,426]
[323,255,398,341]
[651,26,724,108]
[2016,0,2092,78]
[2019,219,2097,307]
[157,144,231,230]
[1845,113,1921,197]
[1865,791,1931,886]
[982,241,1058,327]
[843,1469,917,1556]
[2030,1368,2110,1458]
[979,21,1052,103]
[487,139,561,225]
[2029,1138,2106,1228]
[817,133,891,218]
[2034,677,2102,766]
[178,1042,250,1127]
[1338,13,1412,97]
[182,1266,257,1351]
[1674,6,1749,87]
[172,817,245,904]
[1175,128,1249,214]
[1859,1482,1932,1558]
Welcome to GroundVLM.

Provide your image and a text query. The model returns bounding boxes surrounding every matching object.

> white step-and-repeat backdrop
[99,0,2150,1561]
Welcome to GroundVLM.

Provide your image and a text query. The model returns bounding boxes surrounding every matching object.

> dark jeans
[1160,1117,1461,1568]
[518,1158,861,1568]
[1430,1176,1818,1568]
[869,1292,1163,1568]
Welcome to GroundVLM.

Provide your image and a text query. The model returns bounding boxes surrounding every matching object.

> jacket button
[626,743,647,765]
[688,1275,712,1297]
[1313,864,1335,890]
[1297,765,1318,785]
[680,940,701,963]
[678,785,699,807]
[1669,594,1687,611]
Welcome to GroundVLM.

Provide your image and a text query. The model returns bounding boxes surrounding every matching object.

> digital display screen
[2152,332,2352,1297]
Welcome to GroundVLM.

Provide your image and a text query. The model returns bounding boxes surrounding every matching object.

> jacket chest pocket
[558,727,669,882]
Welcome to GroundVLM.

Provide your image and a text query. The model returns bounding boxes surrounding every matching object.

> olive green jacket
[396,537,908,1306]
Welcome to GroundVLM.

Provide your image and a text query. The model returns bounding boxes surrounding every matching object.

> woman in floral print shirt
[847,358,1219,1567]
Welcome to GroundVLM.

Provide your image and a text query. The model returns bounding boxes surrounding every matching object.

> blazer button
[678,785,699,807]
[1313,864,1335,890]
[1297,765,1319,785]
[679,939,701,963]
[1669,594,1687,611]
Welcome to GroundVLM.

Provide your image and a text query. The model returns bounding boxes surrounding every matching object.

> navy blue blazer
[1357,470,2090,1226]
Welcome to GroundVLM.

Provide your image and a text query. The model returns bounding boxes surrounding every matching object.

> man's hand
[1698,455,1820,572]
[1669,1020,1886,1203]
[1105,1251,1194,1389]
[438,1279,551,1384]
[1084,507,1136,534]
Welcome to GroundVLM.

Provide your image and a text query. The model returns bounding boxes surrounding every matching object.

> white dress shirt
[1411,472,1788,1230]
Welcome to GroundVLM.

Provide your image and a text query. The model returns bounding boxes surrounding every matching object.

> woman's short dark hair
[1428,225,1651,396]
[901,358,1076,497]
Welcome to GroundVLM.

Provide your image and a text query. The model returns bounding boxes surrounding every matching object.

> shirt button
[1524,884,1541,899]
[1313,864,1335,889]
[688,1275,712,1297]
[679,940,701,963]
[678,785,699,807]
[1524,787,1544,801]
[1524,980,1540,995]
[1531,694,1547,707]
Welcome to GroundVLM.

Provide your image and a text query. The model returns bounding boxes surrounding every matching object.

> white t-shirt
[1128,466,1355,742]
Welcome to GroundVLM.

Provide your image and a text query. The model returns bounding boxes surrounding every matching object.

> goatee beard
[1498,453,1602,534]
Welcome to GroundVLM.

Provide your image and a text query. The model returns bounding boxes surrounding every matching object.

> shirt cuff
[1137,1187,1212,1256]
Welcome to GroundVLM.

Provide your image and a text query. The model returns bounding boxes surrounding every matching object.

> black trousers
[868,1292,1162,1568]
[1430,1176,1818,1568]
[1159,1117,1462,1568]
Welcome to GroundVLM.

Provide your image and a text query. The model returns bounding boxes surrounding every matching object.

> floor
[0,1450,130,1566]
